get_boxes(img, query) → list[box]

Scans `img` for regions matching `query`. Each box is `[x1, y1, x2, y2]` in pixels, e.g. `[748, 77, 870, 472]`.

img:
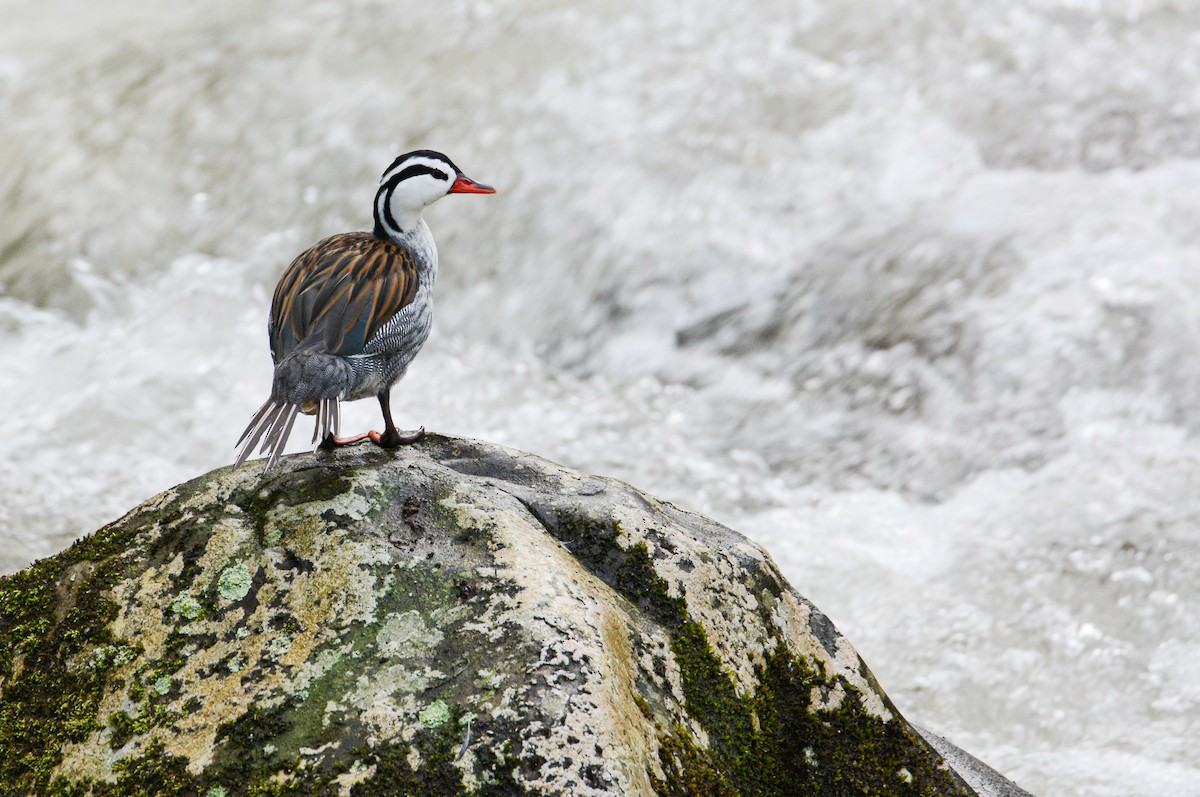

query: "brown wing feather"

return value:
[269, 232, 420, 362]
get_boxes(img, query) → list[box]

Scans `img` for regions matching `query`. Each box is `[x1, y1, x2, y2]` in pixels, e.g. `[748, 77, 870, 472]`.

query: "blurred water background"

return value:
[3, 0, 1200, 794]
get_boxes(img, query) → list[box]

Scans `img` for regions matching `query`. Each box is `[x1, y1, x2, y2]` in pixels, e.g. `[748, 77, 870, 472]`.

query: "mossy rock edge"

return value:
[0, 435, 978, 796]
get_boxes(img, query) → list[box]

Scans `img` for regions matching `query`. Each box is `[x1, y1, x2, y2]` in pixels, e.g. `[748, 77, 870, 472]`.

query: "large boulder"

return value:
[0, 435, 1012, 796]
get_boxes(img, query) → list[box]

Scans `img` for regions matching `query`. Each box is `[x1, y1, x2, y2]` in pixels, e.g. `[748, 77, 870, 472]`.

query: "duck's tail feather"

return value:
[234, 396, 342, 472]
[259, 403, 299, 471]
[234, 399, 299, 472]
[311, 397, 340, 444]
[236, 350, 352, 472]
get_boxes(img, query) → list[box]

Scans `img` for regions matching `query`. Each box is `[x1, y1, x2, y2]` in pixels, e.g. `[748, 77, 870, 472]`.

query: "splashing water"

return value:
[2, 1, 1200, 794]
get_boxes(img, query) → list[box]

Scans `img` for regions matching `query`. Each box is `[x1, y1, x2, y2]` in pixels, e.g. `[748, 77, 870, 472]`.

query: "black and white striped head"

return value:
[373, 150, 495, 239]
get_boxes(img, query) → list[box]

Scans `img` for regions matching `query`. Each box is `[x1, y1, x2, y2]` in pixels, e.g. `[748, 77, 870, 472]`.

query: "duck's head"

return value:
[373, 150, 495, 238]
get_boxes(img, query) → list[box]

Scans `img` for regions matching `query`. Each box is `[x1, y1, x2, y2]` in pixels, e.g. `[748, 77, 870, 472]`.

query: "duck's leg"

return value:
[318, 391, 423, 450]
[374, 389, 424, 448]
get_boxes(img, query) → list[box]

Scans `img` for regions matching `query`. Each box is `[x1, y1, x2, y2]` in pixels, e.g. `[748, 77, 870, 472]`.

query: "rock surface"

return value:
[0, 435, 1012, 796]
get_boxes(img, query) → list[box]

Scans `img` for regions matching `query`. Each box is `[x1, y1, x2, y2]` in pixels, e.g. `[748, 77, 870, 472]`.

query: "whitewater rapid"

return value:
[2, 1, 1199, 794]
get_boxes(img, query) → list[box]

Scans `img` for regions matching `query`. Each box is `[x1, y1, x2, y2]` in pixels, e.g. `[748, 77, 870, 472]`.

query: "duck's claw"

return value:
[374, 426, 425, 448]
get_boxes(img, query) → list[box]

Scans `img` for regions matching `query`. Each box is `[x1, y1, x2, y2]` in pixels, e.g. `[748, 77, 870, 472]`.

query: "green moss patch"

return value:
[0, 543, 133, 793]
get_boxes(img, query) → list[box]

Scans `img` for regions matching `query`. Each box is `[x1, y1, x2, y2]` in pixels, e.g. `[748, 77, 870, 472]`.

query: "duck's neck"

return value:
[373, 190, 438, 280]
[384, 217, 438, 283]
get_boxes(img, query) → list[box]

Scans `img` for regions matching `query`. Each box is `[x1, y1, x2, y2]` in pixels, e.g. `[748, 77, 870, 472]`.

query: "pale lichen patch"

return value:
[772, 589, 838, 679]
[194, 517, 257, 587]
[810, 681, 847, 712]
[832, 637, 893, 722]
[216, 560, 253, 602]
[292, 644, 350, 694]
[376, 610, 444, 659]
[268, 635, 293, 660]
[321, 467, 383, 523]
[331, 759, 374, 797]
[170, 593, 202, 620]
[418, 700, 450, 728]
